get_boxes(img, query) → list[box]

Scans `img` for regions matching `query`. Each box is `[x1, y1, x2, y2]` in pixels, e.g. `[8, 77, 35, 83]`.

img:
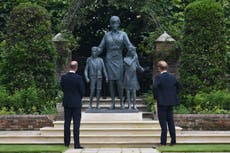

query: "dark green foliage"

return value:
[143, 91, 155, 113]
[0, 3, 57, 113]
[174, 104, 191, 114]
[0, 0, 68, 42]
[0, 86, 57, 114]
[223, 1, 230, 73]
[193, 90, 230, 114]
[64, 0, 189, 56]
[180, 0, 228, 107]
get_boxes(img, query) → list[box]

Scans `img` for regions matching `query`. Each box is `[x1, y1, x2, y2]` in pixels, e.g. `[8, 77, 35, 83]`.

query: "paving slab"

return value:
[122, 148, 140, 153]
[98, 148, 122, 153]
[64, 149, 83, 153]
[140, 148, 160, 153]
[64, 148, 160, 153]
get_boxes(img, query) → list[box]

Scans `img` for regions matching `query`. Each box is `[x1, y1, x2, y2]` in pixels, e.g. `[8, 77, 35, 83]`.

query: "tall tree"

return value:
[0, 3, 57, 99]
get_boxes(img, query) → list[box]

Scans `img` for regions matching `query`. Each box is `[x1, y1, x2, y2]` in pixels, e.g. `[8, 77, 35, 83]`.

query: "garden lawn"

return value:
[0, 145, 67, 153]
[158, 144, 230, 152]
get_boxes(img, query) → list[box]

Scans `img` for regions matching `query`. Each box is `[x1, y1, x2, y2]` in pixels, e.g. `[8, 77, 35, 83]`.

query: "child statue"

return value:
[123, 46, 144, 110]
[84, 46, 108, 109]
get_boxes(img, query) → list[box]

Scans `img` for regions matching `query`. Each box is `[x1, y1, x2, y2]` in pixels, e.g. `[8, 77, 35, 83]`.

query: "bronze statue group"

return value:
[61, 16, 182, 149]
[84, 16, 144, 111]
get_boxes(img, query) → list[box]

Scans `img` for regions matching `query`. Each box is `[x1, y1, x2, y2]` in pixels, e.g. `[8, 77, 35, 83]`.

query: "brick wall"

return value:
[0, 114, 229, 131]
[0, 115, 54, 131]
[174, 114, 230, 131]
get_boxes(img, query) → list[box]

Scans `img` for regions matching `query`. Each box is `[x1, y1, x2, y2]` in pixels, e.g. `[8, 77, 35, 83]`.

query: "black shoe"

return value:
[170, 143, 176, 146]
[152, 143, 166, 149]
[74, 146, 84, 149]
[160, 143, 166, 146]
[152, 145, 157, 149]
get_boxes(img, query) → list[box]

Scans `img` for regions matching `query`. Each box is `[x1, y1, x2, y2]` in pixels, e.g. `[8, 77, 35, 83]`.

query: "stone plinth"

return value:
[81, 112, 142, 121]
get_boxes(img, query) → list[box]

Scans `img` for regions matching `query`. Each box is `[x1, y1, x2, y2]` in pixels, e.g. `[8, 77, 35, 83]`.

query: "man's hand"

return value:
[106, 78, 109, 83]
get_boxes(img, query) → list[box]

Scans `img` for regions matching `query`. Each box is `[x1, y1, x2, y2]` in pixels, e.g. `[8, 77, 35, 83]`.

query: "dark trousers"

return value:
[64, 107, 81, 147]
[157, 105, 176, 145]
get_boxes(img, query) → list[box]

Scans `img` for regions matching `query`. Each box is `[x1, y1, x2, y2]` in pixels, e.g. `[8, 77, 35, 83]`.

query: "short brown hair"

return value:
[69, 61, 78, 70]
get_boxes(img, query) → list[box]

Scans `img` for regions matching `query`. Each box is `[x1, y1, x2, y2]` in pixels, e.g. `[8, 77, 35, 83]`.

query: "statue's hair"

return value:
[91, 46, 98, 52]
[110, 16, 121, 24]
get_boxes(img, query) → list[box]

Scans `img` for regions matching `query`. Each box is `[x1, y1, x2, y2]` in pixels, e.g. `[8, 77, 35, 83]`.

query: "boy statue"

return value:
[84, 46, 108, 109]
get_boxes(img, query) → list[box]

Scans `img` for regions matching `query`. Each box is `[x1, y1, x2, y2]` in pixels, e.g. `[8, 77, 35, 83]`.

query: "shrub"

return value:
[0, 86, 56, 114]
[193, 90, 230, 114]
[143, 91, 155, 113]
[226, 51, 230, 73]
[174, 104, 191, 114]
[0, 87, 10, 108]
[0, 3, 57, 99]
[180, 0, 227, 107]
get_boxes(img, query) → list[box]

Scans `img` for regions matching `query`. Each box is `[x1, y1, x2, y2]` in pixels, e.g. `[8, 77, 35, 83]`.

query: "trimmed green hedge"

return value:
[0, 3, 57, 114]
[180, 0, 227, 107]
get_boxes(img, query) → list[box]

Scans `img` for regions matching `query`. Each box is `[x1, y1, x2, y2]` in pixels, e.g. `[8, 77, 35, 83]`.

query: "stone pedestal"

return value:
[81, 112, 142, 121]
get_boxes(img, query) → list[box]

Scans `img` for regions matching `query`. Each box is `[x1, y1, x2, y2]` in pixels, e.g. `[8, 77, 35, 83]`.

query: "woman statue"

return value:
[97, 16, 134, 109]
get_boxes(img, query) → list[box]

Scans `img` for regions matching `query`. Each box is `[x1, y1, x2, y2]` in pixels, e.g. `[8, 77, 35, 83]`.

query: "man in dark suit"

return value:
[61, 61, 84, 149]
[153, 61, 182, 146]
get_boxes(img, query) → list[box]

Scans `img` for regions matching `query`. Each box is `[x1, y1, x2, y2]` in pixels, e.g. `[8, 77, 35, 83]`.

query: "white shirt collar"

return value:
[160, 70, 167, 74]
[69, 70, 75, 73]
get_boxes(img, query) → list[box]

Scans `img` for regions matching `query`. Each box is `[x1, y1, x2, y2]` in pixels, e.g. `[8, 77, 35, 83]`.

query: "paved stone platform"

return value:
[64, 148, 160, 153]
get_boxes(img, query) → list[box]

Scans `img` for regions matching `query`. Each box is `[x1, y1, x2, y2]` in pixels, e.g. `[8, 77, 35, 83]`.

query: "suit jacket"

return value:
[153, 72, 182, 106]
[61, 72, 84, 108]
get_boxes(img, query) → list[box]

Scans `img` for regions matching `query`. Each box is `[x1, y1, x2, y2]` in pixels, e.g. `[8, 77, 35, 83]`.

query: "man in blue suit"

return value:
[61, 61, 84, 149]
[153, 61, 182, 146]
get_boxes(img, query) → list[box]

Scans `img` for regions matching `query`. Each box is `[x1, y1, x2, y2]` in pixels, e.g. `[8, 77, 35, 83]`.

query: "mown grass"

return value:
[0, 145, 67, 153]
[157, 144, 230, 152]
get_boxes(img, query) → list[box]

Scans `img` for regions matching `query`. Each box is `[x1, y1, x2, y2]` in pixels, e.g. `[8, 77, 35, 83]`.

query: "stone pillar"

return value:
[52, 33, 72, 80]
[153, 31, 177, 77]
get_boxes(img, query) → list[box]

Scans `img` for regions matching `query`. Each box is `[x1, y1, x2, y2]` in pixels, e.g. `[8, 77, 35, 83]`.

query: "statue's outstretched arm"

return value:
[102, 59, 108, 82]
[84, 58, 90, 82]
[97, 35, 106, 55]
[136, 56, 144, 72]
[123, 32, 134, 49]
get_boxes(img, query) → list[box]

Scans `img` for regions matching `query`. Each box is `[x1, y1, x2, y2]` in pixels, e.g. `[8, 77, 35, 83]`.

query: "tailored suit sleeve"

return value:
[78, 75, 85, 98]
[153, 75, 160, 100]
[60, 75, 64, 92]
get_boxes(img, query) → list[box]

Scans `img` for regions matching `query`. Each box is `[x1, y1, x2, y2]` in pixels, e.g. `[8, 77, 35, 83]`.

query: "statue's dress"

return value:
[123, 56, 140, 90]
[98, 30, 133, 80]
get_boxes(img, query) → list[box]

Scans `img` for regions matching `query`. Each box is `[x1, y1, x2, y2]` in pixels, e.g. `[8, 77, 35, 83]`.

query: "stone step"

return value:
[54, 111, 154, 121]
[40, 127, 182, 135]
[143, 112, 154, 119]
[53, 120, 160, 128]
[81, 104, 148, 111]
[82, 97, 144, 102]
[0, 133, 229, 146]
